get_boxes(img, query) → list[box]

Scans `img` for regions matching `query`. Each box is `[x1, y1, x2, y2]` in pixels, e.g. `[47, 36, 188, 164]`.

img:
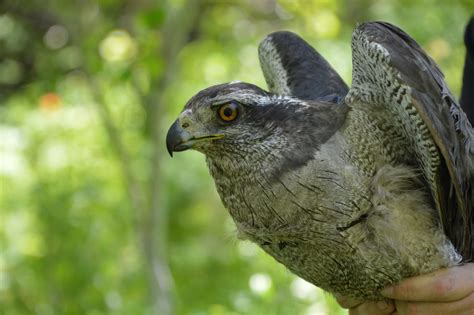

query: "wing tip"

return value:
[258, 31, 301, 51]
[449, 101, 474, 155]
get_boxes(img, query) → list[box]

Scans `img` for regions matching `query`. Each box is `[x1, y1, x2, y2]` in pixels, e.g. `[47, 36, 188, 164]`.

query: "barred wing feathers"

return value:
[346, 21, 474, 259]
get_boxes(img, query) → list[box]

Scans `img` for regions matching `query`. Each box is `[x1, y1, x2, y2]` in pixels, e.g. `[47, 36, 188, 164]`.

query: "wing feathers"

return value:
[258, 31, 348, 102]
[348, 21, 473, 259]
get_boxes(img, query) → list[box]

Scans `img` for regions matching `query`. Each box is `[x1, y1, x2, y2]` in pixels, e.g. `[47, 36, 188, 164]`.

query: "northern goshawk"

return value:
[166, 22, 474, 300]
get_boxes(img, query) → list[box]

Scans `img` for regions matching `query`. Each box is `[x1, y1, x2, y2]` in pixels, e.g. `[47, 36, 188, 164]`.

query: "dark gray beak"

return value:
[166, 120, 189, 157]
[166, 119, 225, 157]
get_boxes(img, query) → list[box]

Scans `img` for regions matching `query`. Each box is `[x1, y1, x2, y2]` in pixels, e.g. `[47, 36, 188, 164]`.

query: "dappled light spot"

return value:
[237, 241, 259, 258]
[0, 151, 24, 177]
[99, 30, 137, 62]
[203, 53, 229, 83]
[39, 92, 62, 111]
[305, 302, 328, 315]
[249, 273, 272, 294]
[0, 127, 27, 177]
[44, 25, 69, 50]
[39, 142, 69, 170]
[291, 277, 319, 301]
[310, 10, 341, 39]
[4, 212, 45, 258]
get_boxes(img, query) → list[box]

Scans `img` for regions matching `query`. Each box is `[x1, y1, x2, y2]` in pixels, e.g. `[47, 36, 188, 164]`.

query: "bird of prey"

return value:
[166, 22, 474, 300]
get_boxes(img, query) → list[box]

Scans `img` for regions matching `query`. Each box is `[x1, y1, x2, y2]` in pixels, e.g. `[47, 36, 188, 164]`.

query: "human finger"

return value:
[334, 293, 363, 309]
[394, 291, 474, 315]
[349, 300, 395, 315]
[381, 264, 474, 302]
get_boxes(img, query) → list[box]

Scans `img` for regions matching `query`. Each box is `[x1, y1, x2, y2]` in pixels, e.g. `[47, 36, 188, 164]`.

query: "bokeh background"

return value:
[0, 0, 472, 314]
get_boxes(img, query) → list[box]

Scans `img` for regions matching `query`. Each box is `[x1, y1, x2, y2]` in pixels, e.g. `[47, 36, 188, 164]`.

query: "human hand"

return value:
[335, 294, 395, 315]
[335, 263, 474, 315]
[381, 263, 474, 315]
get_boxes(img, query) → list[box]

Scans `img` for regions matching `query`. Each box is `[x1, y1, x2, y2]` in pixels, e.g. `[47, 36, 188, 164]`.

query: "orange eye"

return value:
[218, 102, 239, 122]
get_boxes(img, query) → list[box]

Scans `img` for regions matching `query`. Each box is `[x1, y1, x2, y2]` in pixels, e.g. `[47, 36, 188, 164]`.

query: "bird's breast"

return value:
[205, 129, 460, 299]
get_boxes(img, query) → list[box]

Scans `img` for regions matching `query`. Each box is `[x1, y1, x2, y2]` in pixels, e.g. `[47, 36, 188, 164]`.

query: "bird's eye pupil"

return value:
[223, 108, 233, 117]
[218, 102, 239, 122]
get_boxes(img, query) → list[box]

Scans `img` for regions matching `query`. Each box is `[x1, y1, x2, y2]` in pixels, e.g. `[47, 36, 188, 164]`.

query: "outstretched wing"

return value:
[346, 21, 474, 259]
[258, 31, 348, 102]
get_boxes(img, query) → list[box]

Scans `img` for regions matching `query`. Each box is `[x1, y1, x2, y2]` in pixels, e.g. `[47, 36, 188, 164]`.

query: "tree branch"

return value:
[142, 1, 206, 314]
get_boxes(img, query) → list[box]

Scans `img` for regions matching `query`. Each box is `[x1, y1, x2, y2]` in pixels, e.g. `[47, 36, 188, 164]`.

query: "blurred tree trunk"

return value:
[139, 1, 204, 314]
[91, 1, 205, 314]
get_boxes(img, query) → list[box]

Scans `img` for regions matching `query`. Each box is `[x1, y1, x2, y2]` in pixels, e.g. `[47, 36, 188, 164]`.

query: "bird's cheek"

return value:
[192, 141, 215, 153]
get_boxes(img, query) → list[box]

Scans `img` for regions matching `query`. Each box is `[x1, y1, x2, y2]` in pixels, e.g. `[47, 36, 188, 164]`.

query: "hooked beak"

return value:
[166, 120, 224, 157]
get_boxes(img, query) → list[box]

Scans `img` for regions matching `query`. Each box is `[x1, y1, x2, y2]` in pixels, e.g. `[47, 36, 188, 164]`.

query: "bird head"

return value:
[167, 82, 288, 156]
[166, 81, 347, 177]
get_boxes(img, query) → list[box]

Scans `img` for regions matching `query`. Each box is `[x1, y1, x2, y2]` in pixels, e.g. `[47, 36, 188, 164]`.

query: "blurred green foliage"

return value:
[0, 0, 472, 314]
